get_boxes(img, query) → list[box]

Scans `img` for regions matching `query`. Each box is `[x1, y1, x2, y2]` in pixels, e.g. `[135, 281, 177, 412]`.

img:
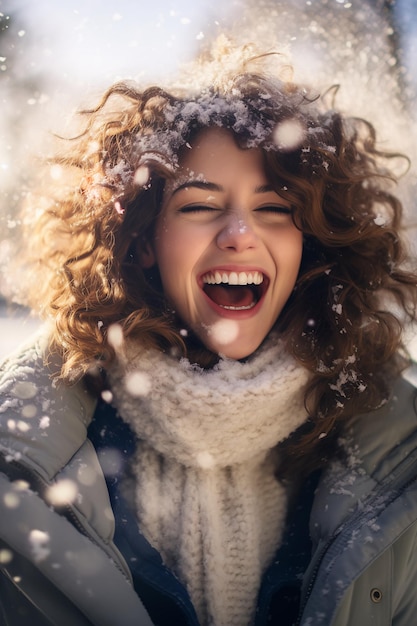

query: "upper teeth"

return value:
[203, 271, 263, 286]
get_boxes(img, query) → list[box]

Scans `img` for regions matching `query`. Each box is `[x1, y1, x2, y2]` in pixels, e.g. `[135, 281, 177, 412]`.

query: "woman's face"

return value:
[146, 127, 303, 359]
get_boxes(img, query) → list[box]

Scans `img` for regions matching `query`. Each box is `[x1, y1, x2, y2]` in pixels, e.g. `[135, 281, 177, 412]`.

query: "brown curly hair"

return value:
[19, 47, 417, 472]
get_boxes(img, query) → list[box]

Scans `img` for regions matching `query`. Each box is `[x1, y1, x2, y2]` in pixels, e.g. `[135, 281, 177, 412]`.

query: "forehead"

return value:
[175, 127, 266, 178]
[162, 128, 278, 205]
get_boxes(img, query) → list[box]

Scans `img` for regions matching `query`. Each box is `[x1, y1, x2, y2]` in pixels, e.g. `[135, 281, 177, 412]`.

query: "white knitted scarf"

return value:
[107, 337, 310, 626]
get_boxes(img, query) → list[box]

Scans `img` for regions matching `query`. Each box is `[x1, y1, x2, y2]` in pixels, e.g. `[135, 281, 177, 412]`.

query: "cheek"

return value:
[281, 231, 303, 275]
[292, 241, 304, 276]
[155, 219, 207, 268]
[155, 220, 178, 266]
[154, 224, 197, 292]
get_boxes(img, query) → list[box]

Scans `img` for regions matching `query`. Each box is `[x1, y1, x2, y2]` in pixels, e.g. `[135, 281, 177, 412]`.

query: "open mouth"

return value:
[201, 270, 267, 311]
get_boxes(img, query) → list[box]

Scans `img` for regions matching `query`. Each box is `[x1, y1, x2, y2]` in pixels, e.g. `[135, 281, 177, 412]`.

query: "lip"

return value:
[198, 266, 270, 319]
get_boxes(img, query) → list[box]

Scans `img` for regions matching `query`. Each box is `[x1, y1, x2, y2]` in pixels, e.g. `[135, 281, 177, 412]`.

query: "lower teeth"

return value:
[219, 302, 257, 311]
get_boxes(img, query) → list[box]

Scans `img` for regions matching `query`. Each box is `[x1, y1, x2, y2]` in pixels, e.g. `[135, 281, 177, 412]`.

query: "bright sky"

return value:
[6, 0, 235, 89]
[2, 0, 416, 114]
[4, 0, 415, 95]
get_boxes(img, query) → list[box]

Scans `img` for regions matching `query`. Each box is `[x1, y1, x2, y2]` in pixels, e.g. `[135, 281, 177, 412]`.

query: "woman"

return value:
[1, 42, 417, 625]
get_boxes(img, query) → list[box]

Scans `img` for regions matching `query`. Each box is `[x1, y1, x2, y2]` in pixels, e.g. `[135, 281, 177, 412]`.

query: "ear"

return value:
[138, 240, 156, 269]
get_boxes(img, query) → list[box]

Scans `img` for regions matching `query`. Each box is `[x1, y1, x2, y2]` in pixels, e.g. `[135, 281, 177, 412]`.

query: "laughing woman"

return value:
[1, 43, 417, 626]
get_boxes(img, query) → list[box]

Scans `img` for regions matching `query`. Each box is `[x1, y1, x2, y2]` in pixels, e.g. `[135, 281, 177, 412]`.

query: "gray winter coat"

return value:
[0, 330, 417, 625]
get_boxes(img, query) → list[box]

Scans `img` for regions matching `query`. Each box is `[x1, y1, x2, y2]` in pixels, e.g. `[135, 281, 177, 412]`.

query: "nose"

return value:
[216, 212, 258, 252]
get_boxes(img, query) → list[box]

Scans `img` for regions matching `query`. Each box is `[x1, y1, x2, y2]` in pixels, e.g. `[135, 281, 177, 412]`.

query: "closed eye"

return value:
[255, 205, 292, 214]
[178, 205, 220, 214]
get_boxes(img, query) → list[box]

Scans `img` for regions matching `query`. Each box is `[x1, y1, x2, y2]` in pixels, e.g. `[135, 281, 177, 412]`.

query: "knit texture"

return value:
[107, 336, 310, 626]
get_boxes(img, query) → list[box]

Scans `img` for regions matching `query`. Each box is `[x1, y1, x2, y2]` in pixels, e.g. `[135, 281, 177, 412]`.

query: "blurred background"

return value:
[0, 0, 416, 358]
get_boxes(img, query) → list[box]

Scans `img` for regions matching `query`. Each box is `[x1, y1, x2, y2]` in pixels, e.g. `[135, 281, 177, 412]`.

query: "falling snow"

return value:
[101, 389, 113, 403]
[28, 529, 50, 563]
[133, 165, 150, 187]
[12, 381, 38, 400]
[124, 371, 152, 397]
[207, 319, 239, 345]
[374, 214, 387, 226]
[39, 415, 50, 429]
[273, 118, 306, 151]
[0, 549, 13, 564]
[107, 323, 124, 349]
[46, 479, 78, 506]
[196, 451, 216, 468]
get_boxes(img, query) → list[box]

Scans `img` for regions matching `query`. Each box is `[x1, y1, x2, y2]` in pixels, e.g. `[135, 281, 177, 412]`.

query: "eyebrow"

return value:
[254, 184, 275, 193]
[171, 181, 277, 195]
[171, 181, 222, 195]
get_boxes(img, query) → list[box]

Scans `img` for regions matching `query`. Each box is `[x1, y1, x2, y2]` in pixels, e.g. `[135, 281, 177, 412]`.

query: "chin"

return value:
[194, 319, 271, 361]
[205, 335, 265, 361]
[218, 346, 261, 361]
[185, 321, 269, 363]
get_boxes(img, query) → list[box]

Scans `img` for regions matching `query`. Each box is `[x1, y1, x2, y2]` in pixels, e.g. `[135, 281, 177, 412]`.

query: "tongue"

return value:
[204, 284, 255, 307]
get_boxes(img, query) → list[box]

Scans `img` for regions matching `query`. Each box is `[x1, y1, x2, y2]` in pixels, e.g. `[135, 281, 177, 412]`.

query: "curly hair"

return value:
[19, 46, 417, 472]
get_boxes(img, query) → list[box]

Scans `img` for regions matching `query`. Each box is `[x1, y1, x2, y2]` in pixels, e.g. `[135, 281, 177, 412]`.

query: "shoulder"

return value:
[0, 327, 97, 479]
[0, 326, 96, 419]
[346, 368, 417, 481]
[310, 369, 417, 542]
[0, 329, 118, 550]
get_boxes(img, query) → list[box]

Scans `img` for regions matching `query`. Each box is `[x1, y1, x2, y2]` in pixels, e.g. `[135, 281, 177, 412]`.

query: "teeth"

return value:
[220, 302, 257, 311]
[203, 271, 264, 286]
